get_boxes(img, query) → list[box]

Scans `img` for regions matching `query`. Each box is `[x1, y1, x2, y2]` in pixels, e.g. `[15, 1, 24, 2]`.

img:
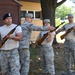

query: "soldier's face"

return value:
[44, 22, 50, 26]
[3, 17, 12, 25]
[25, 17, 33, 23]
[68, 17, 74, 22]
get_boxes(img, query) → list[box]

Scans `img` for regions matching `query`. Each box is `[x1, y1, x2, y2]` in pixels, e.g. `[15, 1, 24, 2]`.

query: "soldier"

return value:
[36, 19, 55, 75]
[56, 14, 75, 74]
[19, 13, 55, 75]
[0, 13, 22, 75]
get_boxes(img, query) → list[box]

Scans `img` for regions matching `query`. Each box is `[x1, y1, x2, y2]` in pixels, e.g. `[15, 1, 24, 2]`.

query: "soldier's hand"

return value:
[48, 26, 55, 31]
[6, 35, 12, 39]
[6, 35, 14, 39]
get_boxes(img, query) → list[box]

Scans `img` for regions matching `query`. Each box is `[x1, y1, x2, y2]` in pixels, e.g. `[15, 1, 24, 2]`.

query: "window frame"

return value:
[21, 10, 41, 20]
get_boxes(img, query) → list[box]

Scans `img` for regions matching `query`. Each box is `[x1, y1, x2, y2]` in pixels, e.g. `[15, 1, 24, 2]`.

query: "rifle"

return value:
[36, 22, 65, 45]
[0, 25, 18, 48]
[60, 27, 73, 40]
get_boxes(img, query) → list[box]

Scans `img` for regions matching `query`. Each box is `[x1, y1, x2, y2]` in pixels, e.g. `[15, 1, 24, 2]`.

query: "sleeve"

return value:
[27, 24, 49, 31]
[15, 26, 22, 34]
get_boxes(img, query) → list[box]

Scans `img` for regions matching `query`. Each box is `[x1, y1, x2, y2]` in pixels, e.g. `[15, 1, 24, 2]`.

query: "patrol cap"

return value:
[68, 14, 74, 18]
[3, 13, 12, 20]
[43, 19, 50, 23]
[25, 13, 33, 18]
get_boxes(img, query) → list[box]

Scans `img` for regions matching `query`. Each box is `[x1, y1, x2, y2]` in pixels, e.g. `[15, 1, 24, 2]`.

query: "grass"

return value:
[29, 44, 75, 75]
[29, 44, 65, 75]
[30, 46, 41, 74]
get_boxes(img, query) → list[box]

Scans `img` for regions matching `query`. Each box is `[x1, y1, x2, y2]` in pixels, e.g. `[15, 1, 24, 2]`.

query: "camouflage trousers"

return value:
[19, 48, 30, 75]
[0, 48, 20, 75]
[64, 40, 75, 71]
[40, 45, 55, 75]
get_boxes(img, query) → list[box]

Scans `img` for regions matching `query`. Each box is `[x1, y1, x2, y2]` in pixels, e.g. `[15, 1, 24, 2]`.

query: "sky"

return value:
[58, 0, 75, 7]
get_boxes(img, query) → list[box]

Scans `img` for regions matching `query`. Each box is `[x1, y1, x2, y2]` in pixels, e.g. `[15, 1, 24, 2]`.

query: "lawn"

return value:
[29, 44, 65, 75]
[29, 44, 75, 75]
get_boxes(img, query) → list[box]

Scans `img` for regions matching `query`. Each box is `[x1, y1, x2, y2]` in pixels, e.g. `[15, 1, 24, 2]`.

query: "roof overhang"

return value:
[18, 0, 40, 3]
[15, 0, 22, 6]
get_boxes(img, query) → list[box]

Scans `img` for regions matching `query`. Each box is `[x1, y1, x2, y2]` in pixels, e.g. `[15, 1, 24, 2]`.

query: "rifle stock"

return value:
[0, 25, 18, 48]
[36, 33, 48, 45]
[60, 27, 73, 40]
[36, 22, 65, 45]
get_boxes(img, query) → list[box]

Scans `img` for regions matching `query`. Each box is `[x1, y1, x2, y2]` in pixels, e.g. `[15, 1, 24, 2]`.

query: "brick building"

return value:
[0, 0, 22, 26]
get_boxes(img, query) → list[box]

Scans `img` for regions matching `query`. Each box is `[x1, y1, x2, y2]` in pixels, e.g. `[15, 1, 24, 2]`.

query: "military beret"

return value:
[25, 13, 33, 18]
[43, 19, 50, 23]
[68, 14, 74, 18]
[3, 13, 12, 20]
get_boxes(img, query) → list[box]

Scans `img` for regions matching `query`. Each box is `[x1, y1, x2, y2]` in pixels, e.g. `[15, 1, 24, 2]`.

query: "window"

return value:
[21, 11, 26, 18]
[35, 12, 40, 19]
[21, 10, 41, 20]
[28, 11, 34, 16]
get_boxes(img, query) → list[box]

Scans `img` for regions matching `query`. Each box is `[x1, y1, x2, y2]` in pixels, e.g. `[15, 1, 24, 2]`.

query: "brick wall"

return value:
[0, 0, 21, 26]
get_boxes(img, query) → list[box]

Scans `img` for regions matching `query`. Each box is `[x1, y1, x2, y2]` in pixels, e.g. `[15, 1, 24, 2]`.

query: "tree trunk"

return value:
[40, 0, 66, 45]
[40, 0, 56, 26]
[40, 0, 58, 44]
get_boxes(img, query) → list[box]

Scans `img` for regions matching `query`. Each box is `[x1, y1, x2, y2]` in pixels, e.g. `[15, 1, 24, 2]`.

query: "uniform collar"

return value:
[24, 21, 29, 24]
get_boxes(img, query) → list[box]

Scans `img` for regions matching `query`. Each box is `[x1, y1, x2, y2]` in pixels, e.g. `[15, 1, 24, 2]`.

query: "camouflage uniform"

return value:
[0, 24, 22, 75]
[19, 21, 51, 75]
[0, 49, 20, 75]
[38, 31, 55, 75]
[40, 46, 55, 75]
[59, 23, 75, 71]
[19, 48, 30, 75]
[64, 40, 75, 71]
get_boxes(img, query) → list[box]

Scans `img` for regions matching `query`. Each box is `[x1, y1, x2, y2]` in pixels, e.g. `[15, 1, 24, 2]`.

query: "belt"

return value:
[41, 44, 52, 47]
[0, 48, 17, 51]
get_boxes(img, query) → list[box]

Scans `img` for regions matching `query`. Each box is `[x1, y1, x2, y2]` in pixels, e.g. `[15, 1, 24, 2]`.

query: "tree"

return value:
[40, 0, 66, 26]
[40, 0, 66, 44]
[56, 5, 71, 20]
